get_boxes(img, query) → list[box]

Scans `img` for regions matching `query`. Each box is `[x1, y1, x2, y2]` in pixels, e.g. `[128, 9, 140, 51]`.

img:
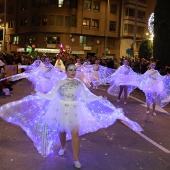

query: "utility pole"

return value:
[3, 0, 7, 52]
[104, 0, 109, 57]
[133, 0, 138, 57]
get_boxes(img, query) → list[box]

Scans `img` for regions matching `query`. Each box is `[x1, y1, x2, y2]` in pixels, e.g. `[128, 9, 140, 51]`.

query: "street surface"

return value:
[0, 79, 170, 170]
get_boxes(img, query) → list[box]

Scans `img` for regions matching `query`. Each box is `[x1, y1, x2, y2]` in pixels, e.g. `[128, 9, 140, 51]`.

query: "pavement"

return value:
[0, 79, 170, 170]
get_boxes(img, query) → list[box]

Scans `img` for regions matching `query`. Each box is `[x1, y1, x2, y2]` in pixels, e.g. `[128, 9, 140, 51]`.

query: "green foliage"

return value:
[138, 39, 153, 60]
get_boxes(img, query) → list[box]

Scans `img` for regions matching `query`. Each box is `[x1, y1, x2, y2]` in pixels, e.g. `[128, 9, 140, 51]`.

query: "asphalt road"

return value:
[0, 79, 170, 170]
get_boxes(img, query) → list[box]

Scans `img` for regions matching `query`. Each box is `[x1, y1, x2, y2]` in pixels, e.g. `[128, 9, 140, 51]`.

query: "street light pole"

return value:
[133, 0, 138, 57]
[104, 0, 109, 57]
[3, 0, 6, 52]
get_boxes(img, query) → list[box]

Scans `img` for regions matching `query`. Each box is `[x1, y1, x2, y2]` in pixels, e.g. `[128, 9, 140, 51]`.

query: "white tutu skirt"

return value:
[0, 95, 143, 157]
[44, 99, 93, 132]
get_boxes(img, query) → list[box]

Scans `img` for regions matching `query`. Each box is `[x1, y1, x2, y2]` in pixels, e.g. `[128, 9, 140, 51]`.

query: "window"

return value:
[38, 15, 48, 26]
[58, 0, 64, 7]
[93, 1, 100, 12]
[124, 24, 134, 34]
[83, 18, 90, 28]
[0, 30, 2, 40]
[110, 4, 117, 14]
[49, 0, 57, 6]
[70, 16, 77, 27]
[65, 16, 70, 27]
[21, 0, 27, 10]
[31, 16, 38, 26]
[138, 11, 145, 19]
[20, 17, 28, 26]
[125, 8, 135, 17]
[49, 15, 55, 25]
[109, 21, 116, 31]
[41, 0, 48, 6]
[32, 0, 39, 7]
[42, 15, 48, 25]
[8, 21, 14, 28]
[84, 0, 91, 11]
[44, 36, 60, 44]
[13, 36, 19, 44]
[80, 36, 86, 46]
[57, 15, 64, 26]
[91, 19, 99, 30]
[0, 3, 4, 13]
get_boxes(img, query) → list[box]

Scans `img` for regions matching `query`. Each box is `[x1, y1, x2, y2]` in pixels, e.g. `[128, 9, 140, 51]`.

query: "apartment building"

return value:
[0, 0, 156, 59]
[1, 0, 120, 59]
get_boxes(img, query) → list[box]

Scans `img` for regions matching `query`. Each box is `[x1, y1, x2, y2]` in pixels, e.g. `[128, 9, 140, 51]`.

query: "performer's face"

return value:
[150, 63, 156, 69]
[124, 60, 128, 66]
[66, 64, 76, 78]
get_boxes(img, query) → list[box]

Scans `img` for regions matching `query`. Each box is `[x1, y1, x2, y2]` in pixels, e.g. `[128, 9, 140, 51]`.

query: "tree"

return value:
[138, 39, 153, 60]
[154, 0, 170, 67]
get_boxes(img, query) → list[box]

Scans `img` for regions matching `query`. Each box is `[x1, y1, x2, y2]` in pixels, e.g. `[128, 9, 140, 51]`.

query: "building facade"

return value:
[0, 0, 156, 59]
[3, 0, 121, 59]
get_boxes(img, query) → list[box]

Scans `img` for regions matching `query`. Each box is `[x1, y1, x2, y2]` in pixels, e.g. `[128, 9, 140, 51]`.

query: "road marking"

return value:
[129, 95, 170, 115]
[121, 121, 170, 154]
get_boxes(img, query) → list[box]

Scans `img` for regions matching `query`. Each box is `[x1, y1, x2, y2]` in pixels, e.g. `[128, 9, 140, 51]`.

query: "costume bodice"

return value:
[58, 79, 83, 101]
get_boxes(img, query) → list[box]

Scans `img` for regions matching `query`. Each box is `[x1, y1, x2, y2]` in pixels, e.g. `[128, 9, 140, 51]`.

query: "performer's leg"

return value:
[71, 128, 81, 168]
[118, 85, 123, 101]
[71, 129, 80, 161]
[124, 85, 128, 104]
[58, 132, 66, 156]
[60, 132, 66, 149]
[152, 93, 156, 116]
[146, 93, 150, 114]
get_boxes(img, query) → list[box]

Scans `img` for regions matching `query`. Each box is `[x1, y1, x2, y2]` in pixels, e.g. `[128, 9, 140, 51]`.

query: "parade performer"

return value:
[107, 59, 140, 104]
[0, 62, 142, 168]
[54, 44, 66, 72]
[90, 59, 101, 89]
[54, 54, 65, 72]
[139, 62, 169, 115]
[4, 57, 66, 93]
[83, 59, 115, 88]
[75, 58, 91, 87]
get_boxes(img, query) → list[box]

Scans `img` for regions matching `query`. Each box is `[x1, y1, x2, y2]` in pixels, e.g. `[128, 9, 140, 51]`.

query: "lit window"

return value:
[58, 0, 64, 7]
[8, 21, 14, 28]
[93, 1, 100, 12]
[83, 18, 90, 28]
[84, 0, 91, 11]
[13, 36, 19, 44]
[91, 19, 99, 30]
[80, 36, 86, 46]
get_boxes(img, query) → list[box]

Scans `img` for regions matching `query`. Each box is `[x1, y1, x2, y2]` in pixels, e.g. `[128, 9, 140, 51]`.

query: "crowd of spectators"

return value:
[0, 52, 169, 96]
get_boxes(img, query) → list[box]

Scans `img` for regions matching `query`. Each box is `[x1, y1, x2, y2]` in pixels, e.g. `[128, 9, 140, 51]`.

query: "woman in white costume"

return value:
[107, 59, 140, 104]
[75, 58, 91, 87]
[139, 62, 168, 116]
[6, 57, 66, 94]
[0, 62, 142, 168]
